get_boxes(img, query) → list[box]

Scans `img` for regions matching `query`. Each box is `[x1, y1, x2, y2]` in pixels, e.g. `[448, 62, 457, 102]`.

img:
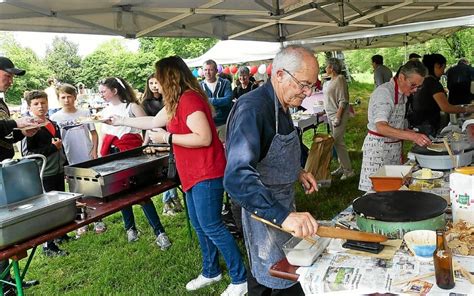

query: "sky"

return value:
[11, 31, 139, 58]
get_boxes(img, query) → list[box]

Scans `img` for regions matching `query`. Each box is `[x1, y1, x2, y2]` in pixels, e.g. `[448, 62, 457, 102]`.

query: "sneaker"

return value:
[155, 233, 172, 250]
[94, 221, 107, 234]
[331, 166, 344, 176]
[126, 228, 139, 242]
[172, 198, 183, 212]
[43, 244, 68, 257]
[163, 201, 177, 216]
[186, 274, 222, 291]
[23, 280, 40, 288]
[54, 234, 72, 244]
[76, 226, 88, 238]
[340, 170, 356, 180]
[221, 282, 248, 296]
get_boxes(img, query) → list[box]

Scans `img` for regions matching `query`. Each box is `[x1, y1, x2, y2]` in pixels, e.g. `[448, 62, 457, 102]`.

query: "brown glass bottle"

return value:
[433, 229, 455, 289]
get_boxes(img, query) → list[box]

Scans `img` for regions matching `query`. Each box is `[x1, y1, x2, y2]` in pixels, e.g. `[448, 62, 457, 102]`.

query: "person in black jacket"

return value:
[447, 58, 473, 105]
[233, 66, 258, 100]
[0, 56, 41, 295]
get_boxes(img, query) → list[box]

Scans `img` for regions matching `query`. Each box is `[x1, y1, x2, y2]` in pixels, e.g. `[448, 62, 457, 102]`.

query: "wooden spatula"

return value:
[251, 214, 388, 243]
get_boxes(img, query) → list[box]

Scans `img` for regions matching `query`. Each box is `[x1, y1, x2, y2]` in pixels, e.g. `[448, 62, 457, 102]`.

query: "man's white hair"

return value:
[271, 45, 315, 78]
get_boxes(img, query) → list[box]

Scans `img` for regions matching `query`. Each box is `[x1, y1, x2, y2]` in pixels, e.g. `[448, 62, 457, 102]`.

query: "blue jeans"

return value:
[121, 200, 165, 236]
[162, 188, 178, 203]
[186, 177, 246, 284]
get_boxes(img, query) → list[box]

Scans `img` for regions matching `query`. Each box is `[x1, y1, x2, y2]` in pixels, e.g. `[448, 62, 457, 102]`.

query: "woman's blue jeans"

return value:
[186, 177, 246, 284]
[121, 200, 165, 236]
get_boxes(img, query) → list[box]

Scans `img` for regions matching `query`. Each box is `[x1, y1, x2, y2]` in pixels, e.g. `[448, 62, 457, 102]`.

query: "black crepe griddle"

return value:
[352, 191, 447, 222]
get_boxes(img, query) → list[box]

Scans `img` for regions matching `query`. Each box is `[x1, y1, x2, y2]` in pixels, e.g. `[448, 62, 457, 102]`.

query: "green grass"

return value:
[20, 80, 374, 295]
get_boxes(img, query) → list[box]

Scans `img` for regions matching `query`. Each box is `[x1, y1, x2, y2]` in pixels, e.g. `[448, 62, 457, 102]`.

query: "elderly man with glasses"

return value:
[224, 46, 319, 296]
[359, 60, 433, 193]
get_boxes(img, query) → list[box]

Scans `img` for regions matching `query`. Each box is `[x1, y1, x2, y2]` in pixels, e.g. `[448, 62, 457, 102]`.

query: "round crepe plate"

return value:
[411, 170, 444, 180]
[353, 191, 447, 222]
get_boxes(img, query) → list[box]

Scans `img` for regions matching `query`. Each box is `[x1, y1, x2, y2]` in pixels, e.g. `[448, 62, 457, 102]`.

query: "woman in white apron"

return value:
[359, 60, 432, 192]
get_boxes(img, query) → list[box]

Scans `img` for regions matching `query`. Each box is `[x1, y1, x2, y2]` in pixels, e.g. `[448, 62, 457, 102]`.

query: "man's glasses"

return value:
[282, 69, 314, 93]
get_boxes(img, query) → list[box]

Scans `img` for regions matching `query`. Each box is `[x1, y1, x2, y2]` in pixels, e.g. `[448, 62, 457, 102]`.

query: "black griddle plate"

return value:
[353, 191, 447, 222]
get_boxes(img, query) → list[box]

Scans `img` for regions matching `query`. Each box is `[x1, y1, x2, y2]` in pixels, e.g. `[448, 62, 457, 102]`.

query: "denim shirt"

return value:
[224, 82, 296, 225]
[201, 77, 233, 126]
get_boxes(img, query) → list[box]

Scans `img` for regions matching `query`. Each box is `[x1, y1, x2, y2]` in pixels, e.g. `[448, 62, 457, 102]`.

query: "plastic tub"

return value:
[282, 235, 331, 266]
[414, 150, 473, 170]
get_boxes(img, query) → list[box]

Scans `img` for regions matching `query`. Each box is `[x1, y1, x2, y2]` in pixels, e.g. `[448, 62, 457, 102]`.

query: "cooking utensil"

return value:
[353, 191, 447, 239]
[443, 138, 457, 168]
[65, 145, 169, 198]
[251, 214, 316, 244]
[251, 214, 388, 243]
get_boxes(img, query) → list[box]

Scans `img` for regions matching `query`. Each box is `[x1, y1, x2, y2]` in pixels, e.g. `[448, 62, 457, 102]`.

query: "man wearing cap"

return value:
[0, 56, 40, 295]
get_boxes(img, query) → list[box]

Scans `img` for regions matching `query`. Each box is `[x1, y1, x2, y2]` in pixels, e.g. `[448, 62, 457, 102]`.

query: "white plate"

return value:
[411, 170, 444, 180]
[13, 122, 48, 131]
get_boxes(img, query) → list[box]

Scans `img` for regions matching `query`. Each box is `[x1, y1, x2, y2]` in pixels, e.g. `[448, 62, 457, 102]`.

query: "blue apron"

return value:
[241, 92, 301, 289]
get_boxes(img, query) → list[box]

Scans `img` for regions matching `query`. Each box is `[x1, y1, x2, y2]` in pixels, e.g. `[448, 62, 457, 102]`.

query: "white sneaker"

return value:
[155, 233, 171, 250]
[186, 274, 222, 291]
[126, 228, 139, 242]
[221, 282, 248, 296]
[331, 167, 343, 176]
[340, 170, 355, 180]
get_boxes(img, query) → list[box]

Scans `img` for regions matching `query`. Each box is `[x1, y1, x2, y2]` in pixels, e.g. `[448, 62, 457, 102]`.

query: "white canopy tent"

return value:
[0, 1, 473, 43]
[184, 40, 281, 67]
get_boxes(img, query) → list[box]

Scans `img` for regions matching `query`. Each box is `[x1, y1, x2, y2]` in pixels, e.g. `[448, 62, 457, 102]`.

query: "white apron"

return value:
[359, 79, 406, 192]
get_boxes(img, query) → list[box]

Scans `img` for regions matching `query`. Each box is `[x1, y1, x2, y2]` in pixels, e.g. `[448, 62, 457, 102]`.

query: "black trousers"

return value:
[42, 173, 66, 249]
[247, 268, 305, 296]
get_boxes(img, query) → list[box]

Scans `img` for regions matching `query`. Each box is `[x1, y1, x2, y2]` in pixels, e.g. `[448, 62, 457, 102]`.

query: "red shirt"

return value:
[167, 90, 226, 191]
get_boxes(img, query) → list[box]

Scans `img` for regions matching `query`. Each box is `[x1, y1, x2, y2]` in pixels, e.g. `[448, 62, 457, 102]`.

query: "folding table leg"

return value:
[12, 261, 24, 296]
[177, 186, 193, 240]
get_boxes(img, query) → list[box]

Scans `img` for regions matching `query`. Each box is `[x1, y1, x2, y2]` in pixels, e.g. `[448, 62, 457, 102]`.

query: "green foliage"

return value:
[76, 39, 151, 90]
[44, 37, 81, 84]
[139, 37, 218, 59]
[0, 33, 52, 104]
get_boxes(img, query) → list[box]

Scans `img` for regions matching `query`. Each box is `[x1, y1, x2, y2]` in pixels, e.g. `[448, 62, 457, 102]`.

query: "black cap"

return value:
[408, 53, 421, 60]
[0, 57, 26, 76]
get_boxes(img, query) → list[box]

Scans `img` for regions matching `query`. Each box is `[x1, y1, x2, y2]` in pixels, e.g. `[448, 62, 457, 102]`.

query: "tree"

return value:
[0, 32, 52, 104]
[139, 37, 217, 59]
[44, 36, 81, 84]
[77, 39, 154, 91]
[344, 27, 474, 75]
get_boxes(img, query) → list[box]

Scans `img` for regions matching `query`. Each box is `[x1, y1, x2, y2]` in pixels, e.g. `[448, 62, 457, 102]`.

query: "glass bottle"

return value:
[433, 229, 455, 289]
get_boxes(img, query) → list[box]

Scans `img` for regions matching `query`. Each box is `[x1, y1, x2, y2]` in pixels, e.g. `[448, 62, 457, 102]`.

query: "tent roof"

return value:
[288, 15, 474, 51]
[0, 1, 473, 42]
[184, 15, 472, 66]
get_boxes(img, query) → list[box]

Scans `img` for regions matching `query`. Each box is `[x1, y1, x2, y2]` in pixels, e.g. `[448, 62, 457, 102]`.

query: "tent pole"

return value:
[404, 33, 408, 62]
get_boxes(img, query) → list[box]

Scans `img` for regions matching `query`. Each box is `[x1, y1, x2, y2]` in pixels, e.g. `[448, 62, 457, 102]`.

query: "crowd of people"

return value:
[1, 45, 473, 295]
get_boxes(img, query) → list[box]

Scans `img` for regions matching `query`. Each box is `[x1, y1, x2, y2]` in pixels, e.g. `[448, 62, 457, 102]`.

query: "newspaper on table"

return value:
[297, 246, 474, 295]
[296, 205, 474, 295]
